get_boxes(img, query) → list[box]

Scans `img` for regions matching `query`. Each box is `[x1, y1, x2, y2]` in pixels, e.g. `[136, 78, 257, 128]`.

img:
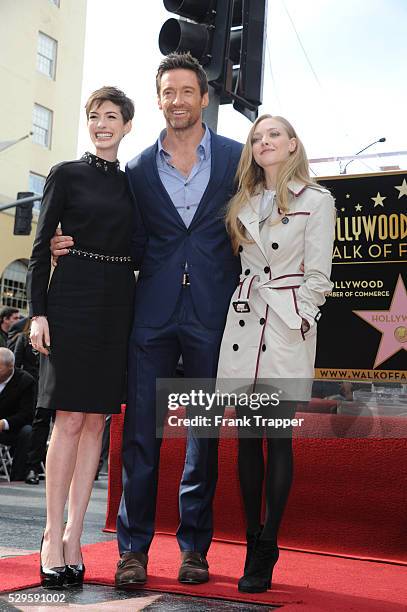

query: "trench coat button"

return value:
[272, 242, 279, 250]
[233, 344, 239, 351]
[282, 217, 289, 224]
[262, 344, 266, 351]
[260, 318, 265, 325]
[238, 246, 243, 253]
[244, 268, 250, 275]
[239, 320, 245, 327]
[264, 266, 270, 273]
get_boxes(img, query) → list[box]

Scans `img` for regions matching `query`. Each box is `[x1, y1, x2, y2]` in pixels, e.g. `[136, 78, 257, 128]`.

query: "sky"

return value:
[77, 0, 407, 176]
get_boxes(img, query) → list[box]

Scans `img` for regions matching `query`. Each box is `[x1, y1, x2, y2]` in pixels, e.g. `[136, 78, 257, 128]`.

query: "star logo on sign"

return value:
[355, 203, 362, 212]
[395, 178, 407, 198]
[371, 192, 386, 207]
[345, 194, 351, 199]
[353, 275, 407, 368]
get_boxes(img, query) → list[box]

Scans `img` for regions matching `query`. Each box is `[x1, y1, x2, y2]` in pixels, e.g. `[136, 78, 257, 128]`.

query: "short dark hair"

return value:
[0, 307, 19, 325]
[156, 52, 208, 97]
[85, 86, 135, 123]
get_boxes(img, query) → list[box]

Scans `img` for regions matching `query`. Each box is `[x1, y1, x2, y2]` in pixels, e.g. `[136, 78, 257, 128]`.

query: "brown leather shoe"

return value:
[178, 551, 209, 584]
[115, 552, 148, 588]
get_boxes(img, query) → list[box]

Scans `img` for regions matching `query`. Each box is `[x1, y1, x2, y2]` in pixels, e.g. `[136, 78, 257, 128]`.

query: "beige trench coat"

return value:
[217, 180, 335, 396]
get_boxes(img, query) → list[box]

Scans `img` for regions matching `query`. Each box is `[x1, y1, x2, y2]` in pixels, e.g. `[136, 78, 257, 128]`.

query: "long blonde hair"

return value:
[226, 115, 315, 254]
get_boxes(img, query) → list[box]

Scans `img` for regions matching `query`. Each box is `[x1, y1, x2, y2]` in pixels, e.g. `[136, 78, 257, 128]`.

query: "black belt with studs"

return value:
[68, 247, 132, 264]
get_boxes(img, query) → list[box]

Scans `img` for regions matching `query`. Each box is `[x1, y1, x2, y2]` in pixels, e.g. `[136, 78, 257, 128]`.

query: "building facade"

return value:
[0, 0, 87, 313]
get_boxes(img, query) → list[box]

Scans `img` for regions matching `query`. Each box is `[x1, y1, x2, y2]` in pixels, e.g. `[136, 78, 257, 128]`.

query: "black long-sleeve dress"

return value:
[26, 153, 135, 413]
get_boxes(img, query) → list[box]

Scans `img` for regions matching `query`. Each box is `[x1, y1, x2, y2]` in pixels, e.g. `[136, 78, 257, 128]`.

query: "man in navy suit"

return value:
[51, 53, 242, 585]
[115, 53, 242, 587]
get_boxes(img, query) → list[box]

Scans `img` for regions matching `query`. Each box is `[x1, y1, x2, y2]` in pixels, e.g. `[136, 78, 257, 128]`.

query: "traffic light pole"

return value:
[203, 85, 221, 133]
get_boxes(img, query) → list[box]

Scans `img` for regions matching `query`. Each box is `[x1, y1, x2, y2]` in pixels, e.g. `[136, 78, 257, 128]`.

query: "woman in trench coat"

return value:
[217, 115, 335, 592]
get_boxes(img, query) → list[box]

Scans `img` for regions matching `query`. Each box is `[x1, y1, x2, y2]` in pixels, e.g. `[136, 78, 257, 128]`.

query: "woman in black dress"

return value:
[27, 87, 136, 588]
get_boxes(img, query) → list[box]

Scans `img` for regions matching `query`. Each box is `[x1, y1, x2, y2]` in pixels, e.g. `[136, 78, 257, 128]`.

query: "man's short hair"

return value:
[85, 86, 135, 124]
[0, 307, 19, 325]
[156, 52, 209, 97]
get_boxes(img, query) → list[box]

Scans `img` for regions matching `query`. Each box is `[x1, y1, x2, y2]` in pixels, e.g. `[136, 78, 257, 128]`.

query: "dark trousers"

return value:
[26, 408, 54, 472]
[117, 288, 224, 555]
[0, 424, 32, 480]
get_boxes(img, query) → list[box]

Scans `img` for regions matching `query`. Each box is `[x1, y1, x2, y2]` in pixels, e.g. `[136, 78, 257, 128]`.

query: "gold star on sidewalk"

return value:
[355, 203, 362, 211]
[371, 192, 386, 207]
[395, 178, 407, 198]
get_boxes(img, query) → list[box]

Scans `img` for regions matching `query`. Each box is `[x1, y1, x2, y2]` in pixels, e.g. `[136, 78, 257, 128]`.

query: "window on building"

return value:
[32, 104, 53, 148]
[0, 260, 28, 313]
[28, 172, 46, 213]
[37, 32, 57, 79]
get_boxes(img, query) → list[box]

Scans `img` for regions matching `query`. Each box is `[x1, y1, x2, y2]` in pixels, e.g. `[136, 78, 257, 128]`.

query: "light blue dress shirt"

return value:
[156, 124, 212, 228]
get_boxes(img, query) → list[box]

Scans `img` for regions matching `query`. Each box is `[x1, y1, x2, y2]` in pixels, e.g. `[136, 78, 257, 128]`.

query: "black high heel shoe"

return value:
[40, 534, 66, 589]
[65, 554, 85, 587]
[63, 538, 85, 587]
[238, 538, 279, 593]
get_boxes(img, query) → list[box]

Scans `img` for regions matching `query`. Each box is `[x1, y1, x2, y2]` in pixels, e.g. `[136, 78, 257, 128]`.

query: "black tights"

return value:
[238, 427, 293, 543]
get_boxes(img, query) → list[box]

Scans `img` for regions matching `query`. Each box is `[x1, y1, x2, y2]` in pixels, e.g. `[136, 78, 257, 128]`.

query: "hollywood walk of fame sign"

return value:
[314, 171, 406, 382]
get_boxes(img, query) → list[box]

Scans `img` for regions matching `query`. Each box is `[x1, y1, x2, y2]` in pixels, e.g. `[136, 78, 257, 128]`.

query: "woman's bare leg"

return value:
[63, 413, 106, 564]
[41, 411, 84, 567]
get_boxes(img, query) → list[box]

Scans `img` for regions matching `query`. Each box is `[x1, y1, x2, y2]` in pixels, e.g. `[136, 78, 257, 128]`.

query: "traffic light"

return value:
[13, 192, 33, 236]
[159, 0, 233, 83]
[224, 0, 268, 121]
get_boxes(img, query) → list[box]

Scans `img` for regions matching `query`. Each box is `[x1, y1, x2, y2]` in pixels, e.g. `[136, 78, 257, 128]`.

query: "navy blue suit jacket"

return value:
[126, 130, 243, 329]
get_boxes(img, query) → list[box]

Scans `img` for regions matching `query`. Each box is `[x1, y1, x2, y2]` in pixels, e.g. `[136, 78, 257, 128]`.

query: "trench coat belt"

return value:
[238, 273, 303, 301]
[261, 273, 303, 290]
[237, 274, 261, 300]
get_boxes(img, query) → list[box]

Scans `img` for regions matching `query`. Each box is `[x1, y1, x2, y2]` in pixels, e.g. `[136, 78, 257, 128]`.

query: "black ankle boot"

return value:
[243, 526, 263, 572]
[238, 538, 279, 593]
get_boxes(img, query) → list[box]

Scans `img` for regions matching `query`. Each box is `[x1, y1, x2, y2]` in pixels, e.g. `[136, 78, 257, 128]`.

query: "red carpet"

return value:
[106, 410, 407, 564]
[2, 409, 405, 610]
[1, 536, 407, 611]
